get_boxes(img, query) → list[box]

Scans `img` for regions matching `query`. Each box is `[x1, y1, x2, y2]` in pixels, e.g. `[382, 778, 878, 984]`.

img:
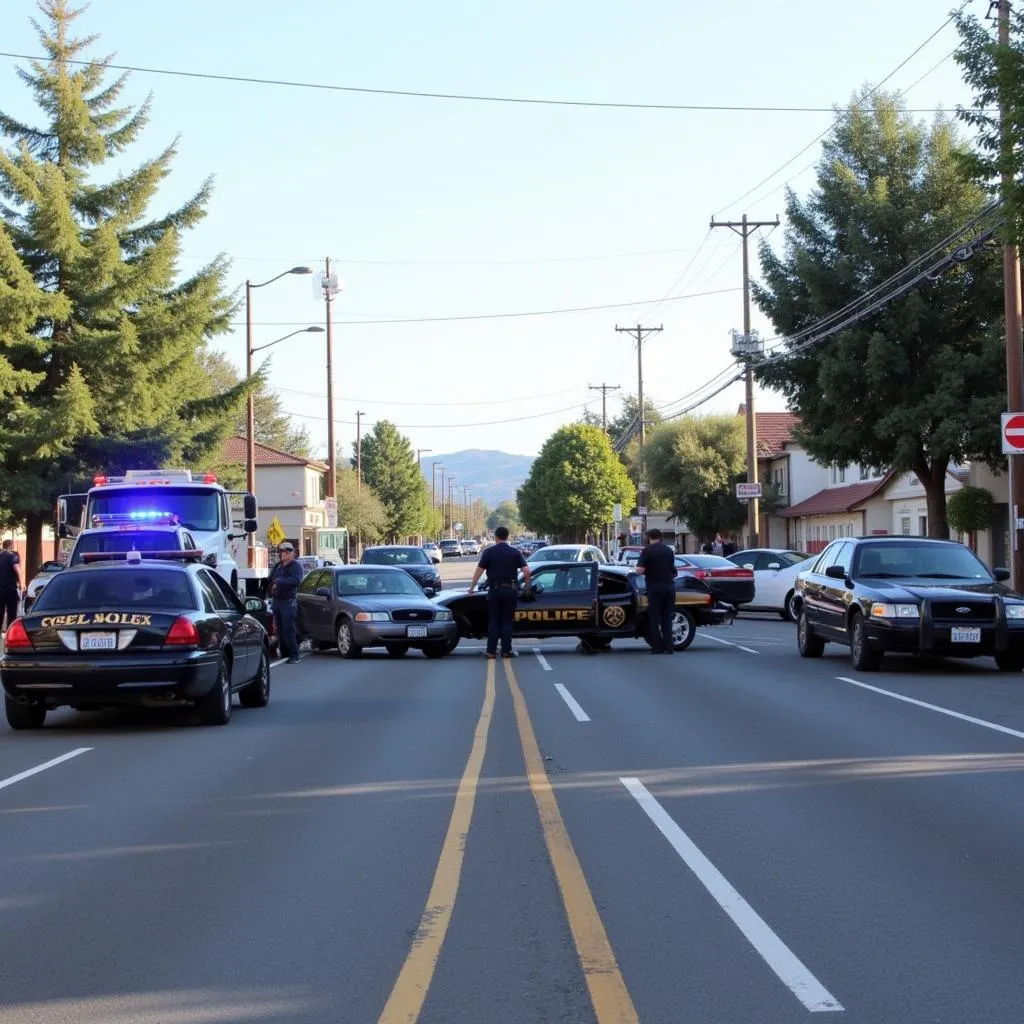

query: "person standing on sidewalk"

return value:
[0, 540, 23, 635]
[467, 526, 532, 659]
[269, 542, 304, 664]
[637, 527, 677, 655]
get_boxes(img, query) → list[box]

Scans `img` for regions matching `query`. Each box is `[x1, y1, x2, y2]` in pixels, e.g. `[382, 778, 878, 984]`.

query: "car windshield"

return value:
[31, 568, 197, 610]
[70, 530, 184, 566]
[854, 542, 992, 580]
[87, 487, 220, 532]
[363, 548, 431, 566]
[336, 571, 424, 597]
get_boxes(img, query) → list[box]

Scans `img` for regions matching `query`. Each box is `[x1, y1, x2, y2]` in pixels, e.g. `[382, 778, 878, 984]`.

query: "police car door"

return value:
[518, 564, 598, 636]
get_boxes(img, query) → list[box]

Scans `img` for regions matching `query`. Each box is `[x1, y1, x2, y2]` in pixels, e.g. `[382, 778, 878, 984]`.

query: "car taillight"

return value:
[165, 616, 200, 646]
[693, 570, 712, 579]
[4, 619, 31, 649]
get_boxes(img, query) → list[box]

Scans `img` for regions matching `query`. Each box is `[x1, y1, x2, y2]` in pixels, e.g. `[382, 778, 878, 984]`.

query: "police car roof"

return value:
[61, 559, 195, 573]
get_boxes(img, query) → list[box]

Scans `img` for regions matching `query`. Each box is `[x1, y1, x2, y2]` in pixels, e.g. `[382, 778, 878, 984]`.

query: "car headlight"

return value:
[435, 610, 452, 621]
[354, 611, 391, 622]
[1006, 604, 1024, 619]
[870, 602, 920, 619]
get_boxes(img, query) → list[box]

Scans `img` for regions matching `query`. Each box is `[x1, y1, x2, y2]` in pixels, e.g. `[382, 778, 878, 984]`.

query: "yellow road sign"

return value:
[266, 516, 286, 547]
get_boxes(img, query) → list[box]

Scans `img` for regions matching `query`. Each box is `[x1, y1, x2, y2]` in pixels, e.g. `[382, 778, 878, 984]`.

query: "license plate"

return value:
[951, 627, 981, 643]
[80, 632, 117, 650]
[406, 625, 428, 638]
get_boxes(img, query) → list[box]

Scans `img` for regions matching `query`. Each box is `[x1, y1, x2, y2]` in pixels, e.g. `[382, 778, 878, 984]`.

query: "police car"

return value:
[67, 514, 201, 566]
[1, 548, 271, 730]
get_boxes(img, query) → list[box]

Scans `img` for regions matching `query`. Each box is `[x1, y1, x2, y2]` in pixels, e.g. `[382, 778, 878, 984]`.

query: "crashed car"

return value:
[434, 561, 735, 652]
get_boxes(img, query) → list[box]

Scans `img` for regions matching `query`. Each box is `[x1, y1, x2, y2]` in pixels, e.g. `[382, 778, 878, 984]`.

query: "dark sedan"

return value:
[296, 565, 457, 658]
[794, 536, 1024, 671]
[360, 545, 442, 592]
[1, 553, 271, 729]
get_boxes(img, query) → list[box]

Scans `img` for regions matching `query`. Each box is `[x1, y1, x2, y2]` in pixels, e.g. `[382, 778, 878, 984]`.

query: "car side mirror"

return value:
[243, 518, 258, 534]
[243, 494, 257, 519]
[423, 586, 437, 597]
[315, 587, 332, 599]
[994, 567, 1011, 582]
[824, 565, 848, 580]
[57, 523, 69, 539]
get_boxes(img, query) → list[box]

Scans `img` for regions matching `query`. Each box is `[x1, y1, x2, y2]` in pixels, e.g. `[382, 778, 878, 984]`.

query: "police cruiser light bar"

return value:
[91, 470, 218, 486]
[91, 512, 181, 526]
[79, 550, 205, 563]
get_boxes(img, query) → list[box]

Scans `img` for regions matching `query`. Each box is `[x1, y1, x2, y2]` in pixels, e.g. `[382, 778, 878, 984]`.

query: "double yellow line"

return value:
[378, 657, 638, 1024]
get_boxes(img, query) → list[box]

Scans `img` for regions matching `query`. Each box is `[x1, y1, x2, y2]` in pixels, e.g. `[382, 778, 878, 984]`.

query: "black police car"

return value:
[360, 545, 443, 594]
[794, 536, 1024, 672]
[1, 550, 271, 729]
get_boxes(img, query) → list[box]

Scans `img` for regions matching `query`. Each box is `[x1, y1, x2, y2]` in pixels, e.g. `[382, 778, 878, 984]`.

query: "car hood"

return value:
[865, 578, 1016, 600]
[361, 563, 439, 577]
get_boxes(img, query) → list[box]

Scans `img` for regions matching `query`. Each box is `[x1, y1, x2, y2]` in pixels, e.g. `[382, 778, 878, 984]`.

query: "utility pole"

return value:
[322, 257, 338, 498]
[710, 212, 779, 548]
[588, 382, 621, 431]
[464, 486, 471, 536]
[355, 411, 365, 492]
[615, 325, 662, 537]
[431, 462, 442, 509]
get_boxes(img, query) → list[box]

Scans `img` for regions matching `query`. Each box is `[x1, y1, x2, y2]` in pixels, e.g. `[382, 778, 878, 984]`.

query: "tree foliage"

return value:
[0, 1, 238, 572]
[946, 484, 996, 542]
[486, 499, 522, 535]
[517, 424, 634, 540]
[645, 415, 748, 542]
[353, 420, 431, 541]
[334, 466, 388, 544]
[754, 91, 1004, 539]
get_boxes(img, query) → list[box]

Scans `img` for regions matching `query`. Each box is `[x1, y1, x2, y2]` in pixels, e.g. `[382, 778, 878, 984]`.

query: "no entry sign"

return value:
[1002, 412, 1024, 454]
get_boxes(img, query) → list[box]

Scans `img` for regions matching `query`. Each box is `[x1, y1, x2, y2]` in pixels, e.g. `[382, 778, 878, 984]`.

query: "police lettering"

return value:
[41, 612, 153, 628]
[514, 608, 590, 623]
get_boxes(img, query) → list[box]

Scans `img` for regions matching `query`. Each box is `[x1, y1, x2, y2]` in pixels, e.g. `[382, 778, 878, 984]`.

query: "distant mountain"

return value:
[423, 449, 534, 508]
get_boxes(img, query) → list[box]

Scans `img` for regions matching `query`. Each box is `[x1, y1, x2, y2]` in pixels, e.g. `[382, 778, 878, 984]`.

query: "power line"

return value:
[273, 386, 585, 407]
[282, 400, 591, 430]
[0, 50, 980, 114]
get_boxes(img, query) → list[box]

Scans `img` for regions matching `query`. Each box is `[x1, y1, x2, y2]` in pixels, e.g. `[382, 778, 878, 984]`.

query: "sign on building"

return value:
[735, 482, 763, 499]
[324, 496, 338, 529]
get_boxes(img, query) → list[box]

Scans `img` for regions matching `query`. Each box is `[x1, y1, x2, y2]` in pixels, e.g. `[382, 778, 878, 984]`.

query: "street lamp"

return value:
[245, 266, 313, 494]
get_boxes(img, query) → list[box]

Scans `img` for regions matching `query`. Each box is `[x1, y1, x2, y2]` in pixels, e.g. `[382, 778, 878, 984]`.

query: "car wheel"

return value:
[671, 609, 696, 651]
[797, 609, 826, 658]
[443, 635, 460, 654]
[239, 647, 271, 708]
[386, 644, 410, 658]
[336, 618, 362, 659]
[4, 696, 46, 730]
[584, 636, 612, 650]
[994, 651, 1024, 672]
[198, 656, 232, 726]
[422, 642, 449, 659]
[781, 590, 800, 622]
[850, 612, 882, 672]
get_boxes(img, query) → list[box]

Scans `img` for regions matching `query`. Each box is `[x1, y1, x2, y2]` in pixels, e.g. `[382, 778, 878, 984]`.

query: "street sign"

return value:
[324, 497, 337, 529]
[266, 516, 286, 546]
[629, 517, 642, 534]
[735, 482, 763, 499]
[1002, 412, 1024, 453]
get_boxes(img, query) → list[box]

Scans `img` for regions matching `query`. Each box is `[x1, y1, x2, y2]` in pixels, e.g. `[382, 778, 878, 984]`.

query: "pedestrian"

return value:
[637, 527, 677, 655]
[268, 542, 304, 664]
[0, 539, 23, 635]
[711, 532, 724, 555]
[468, 525, 532, 659]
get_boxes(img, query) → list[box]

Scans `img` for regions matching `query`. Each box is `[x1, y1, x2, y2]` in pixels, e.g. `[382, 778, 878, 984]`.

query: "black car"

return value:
[1, 551, 271, 729]
[296, 565, 458, 658]
[794, 536, 1024, 672]
[434, 561, 736, 652]
[360, 545, 442, 593]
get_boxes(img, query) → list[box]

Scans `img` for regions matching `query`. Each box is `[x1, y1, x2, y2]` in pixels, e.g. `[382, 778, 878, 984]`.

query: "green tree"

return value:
[608, 395, 662, 448]
[486, 499, 522, 535]
[334, 467, 388, 544]
[946, 484, 996, 551]
[754, 91, 1004, 539]
[353, 420, 431, 541]
[199, 350, 311, 457]
[953, 6, 1024, 245]
[0, 2, 239, 573]
[517, 424, 634, 540]
[645, 415, 748, 542]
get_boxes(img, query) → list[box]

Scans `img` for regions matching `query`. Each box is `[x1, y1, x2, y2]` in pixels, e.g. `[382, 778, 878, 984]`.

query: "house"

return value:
[968, 462, 1011, 570]
[221, 437, 329, 554]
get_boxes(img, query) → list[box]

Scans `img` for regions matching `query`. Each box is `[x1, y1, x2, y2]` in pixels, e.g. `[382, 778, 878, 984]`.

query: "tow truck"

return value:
[57, 470, 264, 599]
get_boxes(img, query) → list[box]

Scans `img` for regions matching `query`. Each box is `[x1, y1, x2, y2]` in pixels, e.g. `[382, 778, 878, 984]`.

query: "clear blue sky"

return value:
[1, 0, 980, 459]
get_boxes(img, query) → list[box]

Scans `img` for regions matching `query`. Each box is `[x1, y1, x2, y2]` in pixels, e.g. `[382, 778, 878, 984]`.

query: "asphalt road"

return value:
[4, 615, 1024, 1022]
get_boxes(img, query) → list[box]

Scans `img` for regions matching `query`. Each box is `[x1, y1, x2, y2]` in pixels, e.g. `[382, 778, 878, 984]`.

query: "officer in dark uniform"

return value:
[468, 526, 532, 659]
[636, 527, 677, 654]
[0, 539, 23, 634]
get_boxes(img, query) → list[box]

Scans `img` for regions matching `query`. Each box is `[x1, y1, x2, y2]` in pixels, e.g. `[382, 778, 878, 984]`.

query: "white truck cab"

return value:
[58, 470, 263, 598]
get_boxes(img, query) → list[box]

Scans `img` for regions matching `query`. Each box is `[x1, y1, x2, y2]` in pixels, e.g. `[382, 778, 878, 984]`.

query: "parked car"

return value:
[673, 554, 755, 608]
[794, 536, 1024, 671]
[360, 545, 443, 593]
[23, 560, 65, 613]
[423, 542, 442, 564]
[439, 539, 463, 558]
[461, 539, 481, 556]
[727, 548, 815, 620]
[527, 544, 608, 566]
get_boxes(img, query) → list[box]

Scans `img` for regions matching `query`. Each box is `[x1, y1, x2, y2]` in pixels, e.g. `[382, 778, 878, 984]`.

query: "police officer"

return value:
[269, 542, 304, 664]
[468, 526, 532, 659]
[636, 527, 677, 655]
[0, 540, 23, 635]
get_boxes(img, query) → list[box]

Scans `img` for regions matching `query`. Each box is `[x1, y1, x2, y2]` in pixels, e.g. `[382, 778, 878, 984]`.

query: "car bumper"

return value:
[693, 602, 737, 627]
[351, 621, 459, 647]
[1, 651, 221, 706]
[865, 618, 1024, 656]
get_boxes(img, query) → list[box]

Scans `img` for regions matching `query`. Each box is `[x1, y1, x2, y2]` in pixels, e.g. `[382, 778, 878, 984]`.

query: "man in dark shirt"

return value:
[468, 527, 532, 659]
[269, 542, 304, 663]
[636, 528, 677, 654]
[0, 540, 23, 634]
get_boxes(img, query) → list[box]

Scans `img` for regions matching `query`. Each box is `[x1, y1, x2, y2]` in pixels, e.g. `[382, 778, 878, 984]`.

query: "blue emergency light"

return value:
[91, 512, 180, 526]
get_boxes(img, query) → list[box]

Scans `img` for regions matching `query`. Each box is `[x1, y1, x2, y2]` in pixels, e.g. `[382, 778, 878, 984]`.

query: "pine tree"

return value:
[0, 1, 240, 572]
[353, 420, 431, 541]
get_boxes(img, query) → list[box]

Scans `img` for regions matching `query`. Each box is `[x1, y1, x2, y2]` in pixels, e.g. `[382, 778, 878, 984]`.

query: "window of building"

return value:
[900, 516, 911, 535]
